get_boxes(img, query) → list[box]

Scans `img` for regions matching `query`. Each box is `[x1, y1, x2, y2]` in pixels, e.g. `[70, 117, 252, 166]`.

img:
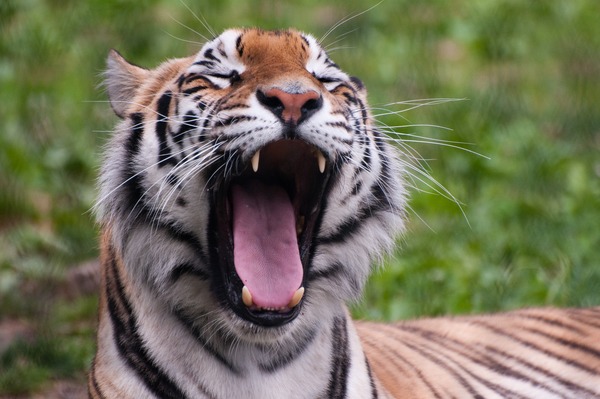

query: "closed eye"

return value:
[202, 70, 241, 88]
[313, 73, 343, 91]
[313, 74, 340, 84]
[204, 70, 240, 81]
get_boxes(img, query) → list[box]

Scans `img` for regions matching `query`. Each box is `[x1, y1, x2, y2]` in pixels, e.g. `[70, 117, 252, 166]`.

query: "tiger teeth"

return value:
[242, 286, 254, 307]
[287, 287, 305, 309]
[251, 150, 260, 172]
[317, 151, 326, 173]
[296, 215, 305, 236]
[242, 286, 304, 310]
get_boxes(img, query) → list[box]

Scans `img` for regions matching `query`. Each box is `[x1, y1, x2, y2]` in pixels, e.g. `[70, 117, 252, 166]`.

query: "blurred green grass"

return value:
[1, 0, 599, 395]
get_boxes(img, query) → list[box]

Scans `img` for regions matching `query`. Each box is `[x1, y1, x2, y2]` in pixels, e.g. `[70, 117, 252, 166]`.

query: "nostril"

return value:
[258, 88, 322, 125]
[301, 97, 322, 113]
[257, 90, 284, 112]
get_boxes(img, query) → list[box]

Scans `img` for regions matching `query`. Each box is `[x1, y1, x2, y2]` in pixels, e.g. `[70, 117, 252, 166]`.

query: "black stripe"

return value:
[484, 345, 599, 397]
[523, 326, 600, 362]
[365, 357, 378, 399]
[218, 102, 250, 112]
[369, 179, 391, 214]
[350, 76, 365, 91]
[307, 262, 361, 293]
[359, 334, 443, 399]
[156, 91, 177, 167]
[574, 308, 600, 320]
[325, 121, 350, 130]
[174, 111, 198, 146]
[218, 115, 257, 127]
[516, 312, 586, 335]
[319, 216, 362, 245]
[398, 324, 564, 397]
[320, 171, 396, 245]
[172, 309, 240, 374]
[159, 222, 208, 265]
[301, 34, 310, 47]
[170, 262, 210, 282]
[360, 140, 371, 172]
[197, 99, 208, 112]
[165, 172, 179, 186]
[183, 85, 208, 96]
[566, 310, 600, 330]
[204, 71, 236, 80]
[126, 113, 144, 157]
[474, 321, 599, 375]
[202, 103, 215, 132]
[184, 74, 213, 85]
[342, 91, 357, 105]
[326, 316, 350, 398]
[308, 262, 343, 281]
[325, 58, 339, 68]
[88, 361, 106, 399]
[122, 113, 150, 218]
[350, 180, 363, 197]
[405, 342, 529, 399]
[236, 34, 244, 56]
[203, 48, 219, 61]
[105, 245, 190, 399]
[320, 205, 383, 245]
[357, 97, 368, 125]
[258, 327, 317, 373]
[193, 60, 215, 68]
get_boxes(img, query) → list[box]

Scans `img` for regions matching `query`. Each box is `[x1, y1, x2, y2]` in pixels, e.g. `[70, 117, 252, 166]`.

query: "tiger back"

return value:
[89, 28, 600, 398]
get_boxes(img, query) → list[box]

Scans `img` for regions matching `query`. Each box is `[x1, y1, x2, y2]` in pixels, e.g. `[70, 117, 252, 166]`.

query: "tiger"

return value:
[89, 27, 600, 398]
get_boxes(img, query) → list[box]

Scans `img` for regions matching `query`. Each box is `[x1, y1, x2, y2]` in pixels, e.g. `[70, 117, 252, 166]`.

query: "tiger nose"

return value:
[257, 88, 322, 125]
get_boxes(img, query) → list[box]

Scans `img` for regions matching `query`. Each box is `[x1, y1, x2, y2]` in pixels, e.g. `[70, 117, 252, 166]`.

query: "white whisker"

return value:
[319, 1, 384, 45]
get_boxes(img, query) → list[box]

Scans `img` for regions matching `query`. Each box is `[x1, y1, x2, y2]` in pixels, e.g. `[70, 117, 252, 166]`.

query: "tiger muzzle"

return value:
[211, 139, 332, 327]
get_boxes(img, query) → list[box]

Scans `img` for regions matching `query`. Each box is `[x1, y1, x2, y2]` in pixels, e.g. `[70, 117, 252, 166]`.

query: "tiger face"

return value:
[100, 28, 406, 341]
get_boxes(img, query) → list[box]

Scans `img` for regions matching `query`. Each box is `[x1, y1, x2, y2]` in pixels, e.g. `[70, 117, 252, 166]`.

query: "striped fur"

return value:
[90, 28, 600, 398]
[358, 308, 600, 398]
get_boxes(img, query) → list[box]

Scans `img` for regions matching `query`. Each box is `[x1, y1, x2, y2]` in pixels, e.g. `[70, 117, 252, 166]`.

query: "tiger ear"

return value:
[105, 49, 149, 119]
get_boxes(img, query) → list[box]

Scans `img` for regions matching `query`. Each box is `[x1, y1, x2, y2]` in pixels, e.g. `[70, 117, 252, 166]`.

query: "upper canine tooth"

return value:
[317, 151, 326, 173]
[242, 286, 254, 307]
[251, 150, 260, 172]
[288, 287, 305, 308]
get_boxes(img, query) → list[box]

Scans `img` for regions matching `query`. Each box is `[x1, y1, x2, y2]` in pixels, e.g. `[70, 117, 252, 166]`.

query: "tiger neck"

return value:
[94, 240, 379, 398]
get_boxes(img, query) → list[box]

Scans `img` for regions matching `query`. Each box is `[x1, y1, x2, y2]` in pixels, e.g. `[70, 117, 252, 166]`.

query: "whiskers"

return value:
[365, 98, 487, 227]
[93, 98, 225, 227]
[319, 1, 385, 46]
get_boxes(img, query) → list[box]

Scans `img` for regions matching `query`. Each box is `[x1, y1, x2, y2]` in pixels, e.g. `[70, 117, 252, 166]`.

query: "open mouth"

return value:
[211, 139, 330, 327]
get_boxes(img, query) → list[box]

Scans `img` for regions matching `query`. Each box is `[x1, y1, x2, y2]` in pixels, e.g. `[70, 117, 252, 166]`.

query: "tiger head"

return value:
[99, 28, 406, 340]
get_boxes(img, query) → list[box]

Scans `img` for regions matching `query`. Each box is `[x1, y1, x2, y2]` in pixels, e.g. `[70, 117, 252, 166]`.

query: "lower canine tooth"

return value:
[288, 287, 305, 308]
[242, 286, 253, 307]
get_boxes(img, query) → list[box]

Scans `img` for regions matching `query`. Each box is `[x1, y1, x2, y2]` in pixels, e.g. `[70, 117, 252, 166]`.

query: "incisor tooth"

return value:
[288, 287, 305, 308]
[317, 151, 326, 173]
[251, 150, 260, 172]
[242, 286, 253, 307]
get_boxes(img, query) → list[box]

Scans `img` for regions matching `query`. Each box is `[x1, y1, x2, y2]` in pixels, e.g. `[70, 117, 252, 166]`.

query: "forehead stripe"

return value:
[236, 34, 244, 56]
[203, 48, 219, 62]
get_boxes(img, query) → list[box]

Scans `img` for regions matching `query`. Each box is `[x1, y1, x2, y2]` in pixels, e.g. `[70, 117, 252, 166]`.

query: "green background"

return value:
[1, 0, 599, 395]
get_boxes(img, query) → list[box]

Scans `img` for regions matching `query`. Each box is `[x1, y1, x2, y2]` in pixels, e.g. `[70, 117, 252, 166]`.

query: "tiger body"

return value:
[89, 28, 600, 398]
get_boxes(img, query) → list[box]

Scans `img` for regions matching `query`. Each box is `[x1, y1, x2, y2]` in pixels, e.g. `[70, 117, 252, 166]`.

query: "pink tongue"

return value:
[231, 181, 303, 309]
